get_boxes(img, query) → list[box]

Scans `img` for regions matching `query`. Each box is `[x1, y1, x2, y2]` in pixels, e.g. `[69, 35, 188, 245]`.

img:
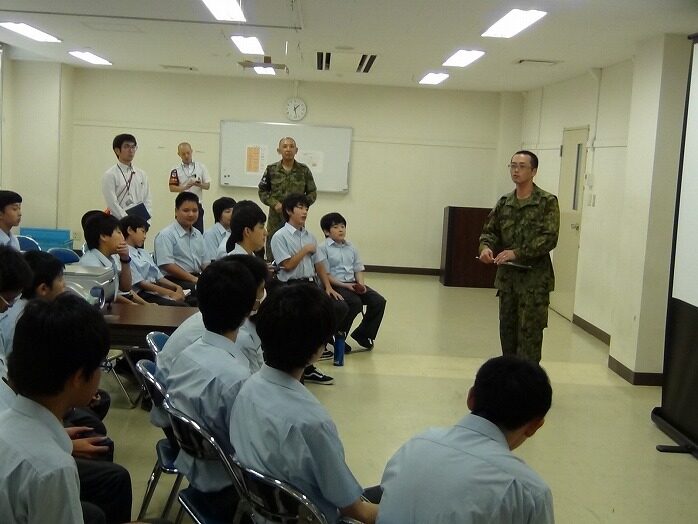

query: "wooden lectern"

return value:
[440, 206, 497, 288]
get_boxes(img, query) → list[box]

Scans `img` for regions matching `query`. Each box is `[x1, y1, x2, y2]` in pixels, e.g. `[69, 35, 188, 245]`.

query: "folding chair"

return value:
[47, 247, 80, 264]
[17, 235, 41, 252]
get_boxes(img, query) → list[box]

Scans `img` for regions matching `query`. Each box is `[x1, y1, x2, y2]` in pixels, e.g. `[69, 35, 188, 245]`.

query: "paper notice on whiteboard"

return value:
[297, 150, 324, 174]
[245, 145, 268, 175]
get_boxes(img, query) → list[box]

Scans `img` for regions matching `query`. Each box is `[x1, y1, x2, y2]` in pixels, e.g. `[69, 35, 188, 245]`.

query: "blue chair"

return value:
[146, 331, 170, 357]
[48, 247, 80, 264]
[17, 235, 41, 252]
[136, 360, 184, 520]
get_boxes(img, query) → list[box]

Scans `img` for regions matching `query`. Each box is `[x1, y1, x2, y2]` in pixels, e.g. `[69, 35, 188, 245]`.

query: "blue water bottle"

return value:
[333, 332, 346, 366]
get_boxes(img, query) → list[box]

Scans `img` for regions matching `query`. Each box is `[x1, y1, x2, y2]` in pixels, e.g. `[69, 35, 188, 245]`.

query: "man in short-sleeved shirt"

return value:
[102, 133, 152, 220]
[202, 197, 236, 262]
[169, 142, 211, 233]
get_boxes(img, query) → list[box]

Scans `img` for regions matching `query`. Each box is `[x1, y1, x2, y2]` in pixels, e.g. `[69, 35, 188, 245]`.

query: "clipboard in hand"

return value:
[125, 202, 151, 221]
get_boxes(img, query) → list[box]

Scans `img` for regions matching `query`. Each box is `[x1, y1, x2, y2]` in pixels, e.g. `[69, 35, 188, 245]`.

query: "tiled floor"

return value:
[103, 273, 698, 523]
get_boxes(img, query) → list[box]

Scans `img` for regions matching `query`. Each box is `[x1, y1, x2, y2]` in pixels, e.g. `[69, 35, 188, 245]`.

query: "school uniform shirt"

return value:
[154, 221, 206, 274]
[0, 298, 27, 361]
[0, 372, 14, 411]
[128, 245, 164, 285]
[80, 247, 142, 299]
[0, 396, 84, 523]
[236, 318, 264, 373]
[0, 229, 20, 251]
[378, 414, 555, 524]
[231, 365, 363, 521]
[270, 223, 325, 282]
[216, 239, 246, 260]
[203, 222, 228, 263]
[168, 161, 210, 201]
[102, 162, 153, 219]
[162, 330, 251, 492]
[318, 239, 365, 282]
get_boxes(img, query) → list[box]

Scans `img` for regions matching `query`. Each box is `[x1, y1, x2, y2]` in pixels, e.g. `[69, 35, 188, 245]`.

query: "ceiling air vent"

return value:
[316, 52, 377, 73]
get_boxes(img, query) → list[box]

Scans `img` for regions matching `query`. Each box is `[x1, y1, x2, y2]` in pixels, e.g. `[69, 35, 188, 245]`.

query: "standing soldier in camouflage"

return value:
[258, 137, 317, 260]
[479, 150, 560, 362]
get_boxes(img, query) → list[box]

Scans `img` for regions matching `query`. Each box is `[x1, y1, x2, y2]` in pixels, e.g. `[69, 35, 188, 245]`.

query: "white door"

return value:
[550, 127, 588, 320]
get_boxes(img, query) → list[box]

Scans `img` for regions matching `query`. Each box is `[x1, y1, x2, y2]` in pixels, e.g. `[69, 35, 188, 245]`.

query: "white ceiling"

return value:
[0, 0, 696, 92]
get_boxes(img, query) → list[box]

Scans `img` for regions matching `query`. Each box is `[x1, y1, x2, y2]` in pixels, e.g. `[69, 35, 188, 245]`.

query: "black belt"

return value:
[287, 277, 316, 284]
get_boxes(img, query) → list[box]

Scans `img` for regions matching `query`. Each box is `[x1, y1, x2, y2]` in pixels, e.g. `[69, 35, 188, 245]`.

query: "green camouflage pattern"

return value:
[258, 160, 317, 257]
[480, 183, 559, 361]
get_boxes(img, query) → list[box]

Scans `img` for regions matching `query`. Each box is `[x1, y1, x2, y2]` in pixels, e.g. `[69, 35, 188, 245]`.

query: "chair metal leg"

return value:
[162, 473, 184, 518]
[174, 504, 185, 524]
[106, 367, 137, 408]
[137, 462, 163, 519]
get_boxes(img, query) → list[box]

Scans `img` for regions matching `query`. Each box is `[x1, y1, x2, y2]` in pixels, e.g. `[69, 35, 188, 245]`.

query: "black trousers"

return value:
[138, 289, 191, 307]
[333, 285, 386, 339]
[76, 459, 132, 524]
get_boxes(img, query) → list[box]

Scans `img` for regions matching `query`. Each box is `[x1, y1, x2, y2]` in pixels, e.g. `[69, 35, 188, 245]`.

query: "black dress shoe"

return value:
[351, 333, 374, 350]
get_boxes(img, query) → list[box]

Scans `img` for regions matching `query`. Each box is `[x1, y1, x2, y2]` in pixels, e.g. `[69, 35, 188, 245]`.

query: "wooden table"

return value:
[104, 303, 198, 347]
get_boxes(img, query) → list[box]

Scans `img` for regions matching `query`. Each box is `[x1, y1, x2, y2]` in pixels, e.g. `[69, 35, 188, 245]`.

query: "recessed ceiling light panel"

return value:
[482, 9, 547, 39]
[69, 51, 112, 66]
[419, 73, 449, 85]
[254, 66, 276, 75]
[231, 36, 264, 55]
[0, 22, 61, 42]
[443, 50, 485, 68]
[201, 0, 246, 22]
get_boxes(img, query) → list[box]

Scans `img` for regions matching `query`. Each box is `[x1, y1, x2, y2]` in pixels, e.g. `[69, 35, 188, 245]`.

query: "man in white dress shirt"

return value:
[169, 142, 211, 233]
[102, 133, 153, 220]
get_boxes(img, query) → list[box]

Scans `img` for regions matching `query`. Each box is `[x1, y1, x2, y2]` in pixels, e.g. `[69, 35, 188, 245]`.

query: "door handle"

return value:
[570, 223, 580, 231]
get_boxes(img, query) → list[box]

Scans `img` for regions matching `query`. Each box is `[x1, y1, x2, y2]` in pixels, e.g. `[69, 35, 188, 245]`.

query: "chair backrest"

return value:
[162, 399, 246, 493]
[230, 456, 329, 524]
[17, 235, 41, 252]
[47, 247, 81, 264]
[146, 331, 169, 356]
[136, 359, 168, 409]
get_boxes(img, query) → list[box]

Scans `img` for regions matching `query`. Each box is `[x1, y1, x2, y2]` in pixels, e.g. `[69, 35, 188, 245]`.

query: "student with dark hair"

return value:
[203, 196, 236, 262]
[102, 133, 152, 220]
[0, 294, 112, 523]
[378, 355, 554, 523]
[0, 190, 22, 251]
[231, 284, 379, 524]
[0, 246, 32, 363]
[225, 200, 267, 256]
[156, 259, 257, 519]
[80, 212, 146, 305]
[119, 215, 188, 305]
[319, 212, 387, 351]
[154, 191, 206, 292]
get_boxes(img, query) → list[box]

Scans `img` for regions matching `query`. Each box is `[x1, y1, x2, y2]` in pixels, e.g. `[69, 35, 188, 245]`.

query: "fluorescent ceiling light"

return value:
[201, 0, 246, 22]
[443, 50, 485, 68]
[419, 73, 449, 85]
[69, 51, 112, 66]
[254, 66, 276, 75]
[482, 9, 547, 38]
[0, 22, 61, 42]
[231, 36, 264, 55]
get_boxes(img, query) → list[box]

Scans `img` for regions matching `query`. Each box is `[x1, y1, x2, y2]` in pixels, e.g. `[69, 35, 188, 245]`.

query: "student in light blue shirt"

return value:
[0, 191, 22, 251]
[378, 356, 555, 524]
[223, 200, 268, 257]
[80, 211, 146, 305]
[319, 212, 386, 351]
[230, 284, 379, 524]
[0, 294, 111, 524]
[157, 258, 258, 520]
[119, 215, 188, 306]
[154, 191, 206, 293]
[0, 247, 32, 364]
[202, 197, 235, 262]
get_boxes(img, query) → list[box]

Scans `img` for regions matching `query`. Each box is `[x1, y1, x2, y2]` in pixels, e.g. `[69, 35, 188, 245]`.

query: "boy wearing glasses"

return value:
[478, 151, 560, 363]
[102, 133, 153, 220]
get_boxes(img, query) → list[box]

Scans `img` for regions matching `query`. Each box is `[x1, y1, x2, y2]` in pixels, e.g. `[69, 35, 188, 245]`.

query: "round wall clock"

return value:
[285, 97, 307, 121]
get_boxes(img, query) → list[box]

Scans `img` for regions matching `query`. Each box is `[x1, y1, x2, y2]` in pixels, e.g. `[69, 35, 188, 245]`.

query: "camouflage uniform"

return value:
[258, 160, 317, 260]
[479, 184, 560, 362]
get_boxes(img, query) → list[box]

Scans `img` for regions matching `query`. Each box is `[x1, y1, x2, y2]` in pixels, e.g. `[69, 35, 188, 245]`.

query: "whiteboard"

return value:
[220, 121, 352, 193]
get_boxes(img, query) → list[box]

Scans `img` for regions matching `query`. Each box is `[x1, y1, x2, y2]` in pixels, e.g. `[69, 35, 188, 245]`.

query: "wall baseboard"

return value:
[572, 314, 611, 345]
[607, 356, 663, 386]
[365, 265, 440, 276]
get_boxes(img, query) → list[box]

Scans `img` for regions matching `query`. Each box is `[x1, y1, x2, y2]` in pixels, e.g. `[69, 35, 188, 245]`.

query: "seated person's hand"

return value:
[303, 244, 316, 255]
[72, 435, 111, 459]
[352, 283, 367, 294]
[170, 289, 186, 302]
[327, 288, 344, 301]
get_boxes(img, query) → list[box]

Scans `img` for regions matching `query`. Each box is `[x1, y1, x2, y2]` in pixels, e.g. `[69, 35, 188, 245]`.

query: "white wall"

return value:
[65, 69, 505, 267]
